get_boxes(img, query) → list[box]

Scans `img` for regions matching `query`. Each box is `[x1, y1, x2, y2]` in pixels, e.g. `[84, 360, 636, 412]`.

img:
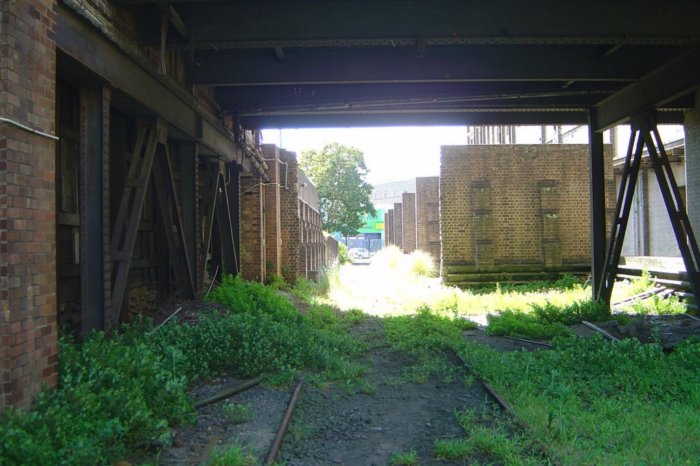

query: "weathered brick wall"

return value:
[239, 173, 265, 281]
[393, 203, 403, 250]
[0, 0, 58, 409]
[279, 150, 301, 282]
[385, 209, 394, 245]
[401, 193, 417, 253]
[440, 144, 613, 283]
[685, 91, 700, 239]
[262, 145, 281, 278]
[415, 176, 440, 259]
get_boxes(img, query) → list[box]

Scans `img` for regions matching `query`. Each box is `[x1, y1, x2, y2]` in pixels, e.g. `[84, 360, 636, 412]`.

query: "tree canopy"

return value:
[299, 143, 376, 237]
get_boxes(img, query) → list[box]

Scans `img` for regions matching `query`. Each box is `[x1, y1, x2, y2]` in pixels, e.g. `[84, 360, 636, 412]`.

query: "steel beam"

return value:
[173, 1, 700, 45]
[79, 85, 110, 333]
[56, 4, 248, 168]
[588, 109, 606, 302]
[191, 46, 656, 86]
[595, 48, 700, 131]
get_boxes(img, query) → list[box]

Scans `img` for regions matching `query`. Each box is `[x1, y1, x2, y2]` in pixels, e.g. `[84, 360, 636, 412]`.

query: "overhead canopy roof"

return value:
[126, 0, 700, 129]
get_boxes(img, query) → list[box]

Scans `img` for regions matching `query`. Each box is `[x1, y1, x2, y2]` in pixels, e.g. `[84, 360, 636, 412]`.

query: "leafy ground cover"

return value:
[382, 308, 700, 465]
[486, 299, 611, 340]
[0, 275, 366, 465]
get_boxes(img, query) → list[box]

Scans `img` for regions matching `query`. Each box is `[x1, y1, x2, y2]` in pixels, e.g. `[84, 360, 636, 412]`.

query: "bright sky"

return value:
[261, 126, 468, 185]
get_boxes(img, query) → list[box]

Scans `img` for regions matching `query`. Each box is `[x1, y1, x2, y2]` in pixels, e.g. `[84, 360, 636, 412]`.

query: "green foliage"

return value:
[222, 402, 253, 425]
[337, 242, 350, 264]
[0, 333, 192, 465]
[630, 294, 687, 315]
[299, 143, 376, 237]
[384, 307, 476, 383]
[433, 438, 473, 459]
[208, 444, 256, 466]
[389, 449, 418, 465]
[628, 269, 655, 295]
[0, 275, 366, 465]
[486, 299, 610, 340]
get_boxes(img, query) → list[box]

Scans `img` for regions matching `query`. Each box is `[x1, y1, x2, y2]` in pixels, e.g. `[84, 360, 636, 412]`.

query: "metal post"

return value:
[588, 109, 606, 302]
[79, 85, 109, 333]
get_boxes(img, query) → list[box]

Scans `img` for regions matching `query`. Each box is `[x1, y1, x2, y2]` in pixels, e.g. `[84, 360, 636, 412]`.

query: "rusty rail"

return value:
[581, 320, 621, 342]
[264, 378, 304, 465]
[194, 375, 264, 409]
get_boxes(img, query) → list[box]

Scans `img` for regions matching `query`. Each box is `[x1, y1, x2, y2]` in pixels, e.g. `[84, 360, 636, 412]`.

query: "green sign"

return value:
[358, 209, 386, 234]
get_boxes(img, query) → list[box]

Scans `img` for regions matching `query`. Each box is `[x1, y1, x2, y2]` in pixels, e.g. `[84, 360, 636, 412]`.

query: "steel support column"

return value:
[179, 143, 199, 291]
[588, 109, 607, 301]
[597, 112, 700, 307]
[79, 85, 110, 333]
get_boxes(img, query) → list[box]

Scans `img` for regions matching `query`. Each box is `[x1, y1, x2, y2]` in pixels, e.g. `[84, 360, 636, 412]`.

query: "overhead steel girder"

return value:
[594, 48, 700, 131]
[55, 3, 249, 169]
[150, 1, 700, 46]
[191, 46, 673, 86]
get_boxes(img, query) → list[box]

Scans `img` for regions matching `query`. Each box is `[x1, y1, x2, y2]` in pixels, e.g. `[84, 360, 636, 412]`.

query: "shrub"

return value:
[407, 250, 436, 277]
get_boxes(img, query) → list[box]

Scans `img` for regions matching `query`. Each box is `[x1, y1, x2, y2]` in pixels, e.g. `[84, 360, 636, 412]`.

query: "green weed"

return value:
[208, 444, 256, 466]
[434, 438, 472, 460]
[389, 449, 418, 465]
[222, 402, 253, 424]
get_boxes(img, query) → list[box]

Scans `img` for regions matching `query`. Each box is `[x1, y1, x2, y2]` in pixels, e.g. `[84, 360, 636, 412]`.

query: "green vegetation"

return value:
[407, 250, 437, 277]
[208, 444, 256, 466]
[222, 402, 253, 424]
[389, 448, 418, 465]
[486, 299, 611, 340]
[299, 142, 376, 237]
[0, 275, 367, 465]
[381, 307, 700, 465]
[629, 293, 687, 315]
[433, 438, 472, 460]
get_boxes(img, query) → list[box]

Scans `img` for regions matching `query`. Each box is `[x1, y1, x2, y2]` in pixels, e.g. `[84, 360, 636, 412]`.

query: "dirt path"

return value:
[157, 318, 504, 465]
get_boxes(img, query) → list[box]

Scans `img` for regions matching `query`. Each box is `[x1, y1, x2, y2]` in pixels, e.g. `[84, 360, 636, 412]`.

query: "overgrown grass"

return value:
[0, 275, 366, 465]
[486, 299, 611, 340]
[381, 307, 700, 465]
[208, 443, 256, 466]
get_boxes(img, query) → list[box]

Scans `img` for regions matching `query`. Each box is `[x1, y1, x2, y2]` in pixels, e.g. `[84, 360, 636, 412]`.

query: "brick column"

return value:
[393, 202, 403, 250]
[401, 193, 417, 253]
[279, 150, 300, 282]
[0, 0, 58, 409]
[262, 145, 281, 278]
[416, 176, 440, 257]
[239, 173, 265, 282]
[386, 209, 394, 246]
[685, 91, 700, 236]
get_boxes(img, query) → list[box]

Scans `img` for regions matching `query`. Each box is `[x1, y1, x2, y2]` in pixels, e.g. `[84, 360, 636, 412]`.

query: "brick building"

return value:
[440, 144, 614, 285]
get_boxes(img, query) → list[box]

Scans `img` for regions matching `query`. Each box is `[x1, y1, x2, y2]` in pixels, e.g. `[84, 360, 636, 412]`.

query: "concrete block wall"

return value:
[440, 144, 613, 283]
[0, 0, 58, 409]
[239, 173, 265, 281]
[415, 176, 440, 259]
[401, 193, 417, 253]
[393, 203, 403, 249]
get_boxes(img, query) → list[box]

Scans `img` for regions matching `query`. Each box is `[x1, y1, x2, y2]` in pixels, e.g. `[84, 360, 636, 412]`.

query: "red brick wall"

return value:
[1, 0, 58, 409]
[239, 173, 265, 281]
[440, 144, 613, 282]
[401, 193, 417, 253]
[262, 145, 281, 278]
[415, 176, 440, 259]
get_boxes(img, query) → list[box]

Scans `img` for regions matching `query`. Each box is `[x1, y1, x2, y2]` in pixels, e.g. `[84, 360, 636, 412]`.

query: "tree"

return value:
[299, 143, 376, 238]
